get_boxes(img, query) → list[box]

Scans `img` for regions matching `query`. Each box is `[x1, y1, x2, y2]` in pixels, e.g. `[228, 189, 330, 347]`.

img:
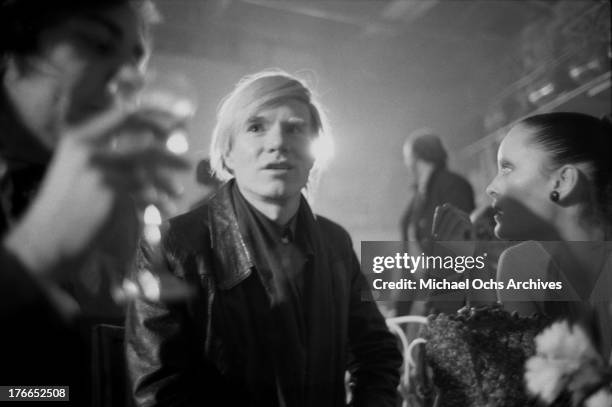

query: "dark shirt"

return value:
[232, 185, 306, 304]
[400, 167, 475, 250]
[398, 167, 475, 315]
[231, 185, 310, 405]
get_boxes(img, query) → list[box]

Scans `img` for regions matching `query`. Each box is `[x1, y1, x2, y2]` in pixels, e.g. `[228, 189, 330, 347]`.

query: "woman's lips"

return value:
[492, 206, 503, 222]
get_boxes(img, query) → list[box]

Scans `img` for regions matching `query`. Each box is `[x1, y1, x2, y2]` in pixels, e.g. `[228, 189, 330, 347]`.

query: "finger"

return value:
[433, 206, 471, 240]
[91, 146, 192, 172]
[435, 218, 462, 240]
[124, 108, 188, 138]
[446, 204, 470, 223]
[446, 220, 472, 241]
[433, 205, 456, 237]
[102, 167, 185, 199]
[432, 205, 446, 236]
[65, 103, 135, 146]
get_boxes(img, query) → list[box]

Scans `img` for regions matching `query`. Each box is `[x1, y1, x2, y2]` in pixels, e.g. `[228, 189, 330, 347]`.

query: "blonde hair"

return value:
[209, 69, 332, 183]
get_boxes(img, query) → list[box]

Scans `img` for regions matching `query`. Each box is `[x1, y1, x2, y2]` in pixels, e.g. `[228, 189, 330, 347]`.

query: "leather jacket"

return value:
[126, 181, 401, 406]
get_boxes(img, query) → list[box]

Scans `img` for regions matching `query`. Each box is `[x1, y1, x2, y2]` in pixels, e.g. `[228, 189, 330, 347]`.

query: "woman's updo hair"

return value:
[520, 112, 612, 227]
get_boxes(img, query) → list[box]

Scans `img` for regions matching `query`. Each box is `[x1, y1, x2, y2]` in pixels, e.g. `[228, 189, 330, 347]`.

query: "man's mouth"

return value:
[264, 162, 293, 170]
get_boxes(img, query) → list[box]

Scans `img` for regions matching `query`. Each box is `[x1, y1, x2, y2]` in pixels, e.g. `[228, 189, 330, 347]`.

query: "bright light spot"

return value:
[144, 204, 162, 225]
[528, 83, 555, 104]
[138, 270, 161, 301]
[166, 131, 189, 154]
[142, 90, 195, 119]
[310, 136, 335, 167]
[569, 67, 581, 79]
[144, 225, 161, 245]
[540, 83, 554, 96]
[172, 100, 196, 118]
[121, 278, 140, 299]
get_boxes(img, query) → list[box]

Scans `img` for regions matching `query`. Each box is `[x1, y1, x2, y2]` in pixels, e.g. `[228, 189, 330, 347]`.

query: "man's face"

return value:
[225, 99, 316, 204]
[8, 4, 147, 148]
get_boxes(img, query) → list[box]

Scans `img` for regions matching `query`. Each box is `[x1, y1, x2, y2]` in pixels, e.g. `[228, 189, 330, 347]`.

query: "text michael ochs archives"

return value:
[361, 241, 567, 302]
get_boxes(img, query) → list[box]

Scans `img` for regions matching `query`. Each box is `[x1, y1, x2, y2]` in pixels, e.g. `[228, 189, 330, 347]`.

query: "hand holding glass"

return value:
[111, 69, 196, 302]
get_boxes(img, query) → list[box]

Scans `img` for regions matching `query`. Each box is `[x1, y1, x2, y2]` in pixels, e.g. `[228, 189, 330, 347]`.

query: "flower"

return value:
[585, 388, 612, 407]
[525, 320, 612, 406]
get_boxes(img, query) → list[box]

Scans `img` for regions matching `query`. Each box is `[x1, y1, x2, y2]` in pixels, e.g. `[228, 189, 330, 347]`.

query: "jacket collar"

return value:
[207, 180, 319, 290]
[208, 180, 255, 289]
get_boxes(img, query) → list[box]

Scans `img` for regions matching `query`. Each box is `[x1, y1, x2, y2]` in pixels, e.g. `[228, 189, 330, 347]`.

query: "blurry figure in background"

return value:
[126, 70, 402, 406]
[190, 157, 222, 209]
[397, 129, 475, 316]
[400, 129, 475, 249]
[0, 0, 189, 401]
[466, 205, 509, 306]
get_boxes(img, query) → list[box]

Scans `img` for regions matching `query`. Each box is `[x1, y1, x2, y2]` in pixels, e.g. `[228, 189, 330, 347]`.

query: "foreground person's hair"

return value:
[0, 0, 159, 64]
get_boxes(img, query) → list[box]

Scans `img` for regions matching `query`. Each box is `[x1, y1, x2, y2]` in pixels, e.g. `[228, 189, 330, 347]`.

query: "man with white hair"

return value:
[126, 70, 402, 406]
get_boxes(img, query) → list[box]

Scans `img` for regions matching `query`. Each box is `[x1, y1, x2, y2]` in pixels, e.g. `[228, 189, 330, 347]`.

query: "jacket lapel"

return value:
[208, 181, 254, 290]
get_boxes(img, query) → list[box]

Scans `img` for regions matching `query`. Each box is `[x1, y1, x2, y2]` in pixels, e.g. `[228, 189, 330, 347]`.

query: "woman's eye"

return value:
[499, 165, 512, 175]
[247, 123, 263, 133]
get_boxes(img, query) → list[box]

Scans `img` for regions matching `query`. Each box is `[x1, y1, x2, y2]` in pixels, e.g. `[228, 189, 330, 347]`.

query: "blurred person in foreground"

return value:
[126, 70, 402, 406]
[397, 129, 474, 316]
[0, 0, 189, 399]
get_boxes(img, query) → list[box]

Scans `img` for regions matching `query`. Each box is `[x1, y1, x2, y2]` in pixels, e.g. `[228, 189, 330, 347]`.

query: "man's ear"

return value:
[223, 149, 234, 174]
[555, 165, 580, 201]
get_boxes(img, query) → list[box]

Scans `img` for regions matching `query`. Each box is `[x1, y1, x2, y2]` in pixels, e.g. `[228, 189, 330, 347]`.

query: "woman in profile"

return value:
[434, 112, 612, 360]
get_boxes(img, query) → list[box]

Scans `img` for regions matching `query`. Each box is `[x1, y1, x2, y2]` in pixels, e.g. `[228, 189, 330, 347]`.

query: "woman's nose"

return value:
[485, 176, 498, 198]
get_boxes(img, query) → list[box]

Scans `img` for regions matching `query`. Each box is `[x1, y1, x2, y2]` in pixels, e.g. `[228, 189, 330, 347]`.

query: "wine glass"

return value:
[110, 68, 197, 303]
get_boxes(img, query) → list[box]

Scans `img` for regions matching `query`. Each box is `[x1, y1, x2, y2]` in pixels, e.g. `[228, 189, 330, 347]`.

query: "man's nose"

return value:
[265, 124, 289, 151]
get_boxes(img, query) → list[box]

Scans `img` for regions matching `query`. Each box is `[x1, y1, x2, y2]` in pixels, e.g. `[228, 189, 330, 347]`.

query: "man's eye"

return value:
[499, 165, 512, 175]
[286, 125, 302, 135]
[287, 124, 311, 137]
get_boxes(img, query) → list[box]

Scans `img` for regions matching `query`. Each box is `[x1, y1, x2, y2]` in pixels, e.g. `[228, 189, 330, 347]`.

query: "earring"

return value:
[550, 190, 560, 202]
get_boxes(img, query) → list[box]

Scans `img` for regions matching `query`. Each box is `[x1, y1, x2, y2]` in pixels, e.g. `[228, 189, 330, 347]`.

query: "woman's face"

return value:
[225, 99, 316, 205]
[486, 124, 558, 240]
[5, 4, 148, 148]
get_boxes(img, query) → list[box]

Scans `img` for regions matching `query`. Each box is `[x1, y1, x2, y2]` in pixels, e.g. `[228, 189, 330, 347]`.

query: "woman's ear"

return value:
[555, 165, 580, 201]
